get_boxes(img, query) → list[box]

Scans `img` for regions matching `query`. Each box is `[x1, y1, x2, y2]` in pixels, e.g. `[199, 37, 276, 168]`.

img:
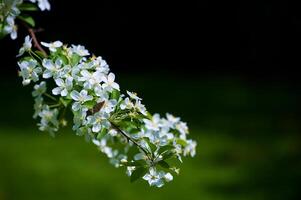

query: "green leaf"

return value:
[60, 55, 69, 65]
[123, 160, 145, 167]
[111, 89, 120, 100]
[162, 151, 175, 160]
[143, 137, 157, 152]
[176, 139, 187, 146]
[19, 3, 38, 11]
[71, 54, 81, 66]
[83, 100, 96, 109]
[130, 167, 147, 183]
[97, 128, 107, 140]
[35, 50, 46, 58]
[127, 146, 140, 161]
[158, 145, 174, 154]
[158, 160, 170, 169]
[18, 15, 35, 27]
[148, 141, 157, 152]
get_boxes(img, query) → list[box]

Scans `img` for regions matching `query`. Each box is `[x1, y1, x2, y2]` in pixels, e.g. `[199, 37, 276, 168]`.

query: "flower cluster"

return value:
[0, 0, 50, 40]
[17, 36, 197, 187]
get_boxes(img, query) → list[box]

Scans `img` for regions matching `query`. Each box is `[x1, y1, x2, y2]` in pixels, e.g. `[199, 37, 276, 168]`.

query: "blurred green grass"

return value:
[0, 73, 300, 200]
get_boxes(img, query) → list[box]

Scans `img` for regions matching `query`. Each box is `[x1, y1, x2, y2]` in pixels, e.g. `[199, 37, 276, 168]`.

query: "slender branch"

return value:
[27, 28, 47, 56]
[20, 21, 47, 56]
[110, 121, 152, 160]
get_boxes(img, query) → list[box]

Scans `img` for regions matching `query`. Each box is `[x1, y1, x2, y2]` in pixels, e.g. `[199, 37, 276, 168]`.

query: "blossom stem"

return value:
[44, 93, 57, 101]
[28, 50, 42, 62]
[49, 103, 61, 108]
[110, 121, 152, 160]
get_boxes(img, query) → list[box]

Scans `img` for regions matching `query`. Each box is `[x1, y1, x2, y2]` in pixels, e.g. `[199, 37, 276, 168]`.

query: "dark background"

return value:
[1, 0, 301, 81]
[0, 1, 301, 200]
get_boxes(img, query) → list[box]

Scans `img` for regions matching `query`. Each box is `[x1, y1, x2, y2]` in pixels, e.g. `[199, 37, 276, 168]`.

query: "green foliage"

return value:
[130, 167, 147, 183]
[18, 14, 35, 27]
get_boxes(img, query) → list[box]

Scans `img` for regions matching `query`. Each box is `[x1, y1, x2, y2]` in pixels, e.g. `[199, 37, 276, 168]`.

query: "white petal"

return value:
[92, 124, 101, 133]
[42, 59, 53, 69]
[53, 41, 63, 47]
[52, 87, 62, 95]
[55, 78, 64, 87]
[108, 73, 115, 82]
[41, 42, 50, 47]
[70, 90, 80, 101]
[61, 89, 68, 96]
[72, 102, 80, 111]
[164, 173, 173, 182]
[80, 70, 91, 78]
[111, 82, 120, 91]
[42, 70, 52, 78]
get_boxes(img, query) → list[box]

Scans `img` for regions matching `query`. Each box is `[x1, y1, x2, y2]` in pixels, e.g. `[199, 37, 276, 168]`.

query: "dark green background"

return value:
[0, 73, 300, 200]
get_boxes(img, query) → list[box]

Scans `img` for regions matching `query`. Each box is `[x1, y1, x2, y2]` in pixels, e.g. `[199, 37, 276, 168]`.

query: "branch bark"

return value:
[110, 121, 152, 160]
[27, 28, 47, 56]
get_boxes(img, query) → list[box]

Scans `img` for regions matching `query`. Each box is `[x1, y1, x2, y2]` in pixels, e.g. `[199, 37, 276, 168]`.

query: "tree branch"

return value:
[110, 121, 152, 160]
[27, 28, 47, 56]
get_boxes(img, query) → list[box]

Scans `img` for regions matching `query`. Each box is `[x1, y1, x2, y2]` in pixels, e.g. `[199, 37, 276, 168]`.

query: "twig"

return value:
[27, 28, 47, 56]
[110, 121, 152, 160]
[20, 21, 47, 56]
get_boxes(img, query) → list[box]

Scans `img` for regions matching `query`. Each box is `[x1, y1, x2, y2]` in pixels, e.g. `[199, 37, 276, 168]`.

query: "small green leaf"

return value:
[130, 167, 147, 183]
[71, 54, 81, 66]
[111, 89, 120, 100]
[143, 137, 157, 152]
[158, 145, 174, 154]
[123, 160, 145, 167]
[176, 139, 187, 146]
[60, 55, 69, 65]
[35, 50, 46, 58]
[158, 160, 170, 169]
[162, 151, 175, 160]
[18, 15, 35, 27]
[19, 3, 38, 11]
[97, 128, 107, 140]
[127, 146, 140, 160]
[148, 141, 157, 152]
[83, 100, 96, 109]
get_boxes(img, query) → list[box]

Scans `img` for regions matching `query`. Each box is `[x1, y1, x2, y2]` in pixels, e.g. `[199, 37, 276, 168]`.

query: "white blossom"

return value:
[143, 168, 164, 187]
[120, 97, 134, 110]
[102, 73, 120, 92]
[71, 45, 90, 56]
[41, 41, 63, 52]
[32, 81, 46, 97]
[70, 90, 93, 111]
[183, 139, 197, 157]
[29, 0, 51, 11]
[127, 91, 142, 100]
[4, 16, 17, 39]
[42, 59, 62, 78]
[78, 70, 103, 89]
[176, 121, 189, 136]
[18, 59, 42, 85]
[143, 114, 161, 131]
[134, 100, 147, 115]
[17, 35, 32, 57]
[52, 77, 73, 96]
[87, 112, 110, 133]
